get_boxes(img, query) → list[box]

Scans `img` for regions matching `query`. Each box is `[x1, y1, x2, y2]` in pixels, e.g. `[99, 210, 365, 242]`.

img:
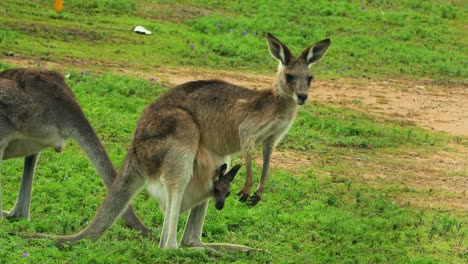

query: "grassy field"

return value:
[0, 0, 467, 263]
[0, 0, 467, 82]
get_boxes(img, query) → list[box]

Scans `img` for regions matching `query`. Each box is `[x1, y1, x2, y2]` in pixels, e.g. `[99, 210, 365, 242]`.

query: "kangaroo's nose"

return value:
[297, 94, 308, 105]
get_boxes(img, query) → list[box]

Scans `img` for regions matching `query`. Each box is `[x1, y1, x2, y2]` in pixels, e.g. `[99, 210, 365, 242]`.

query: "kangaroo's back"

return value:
[140, 79, 282, 155]
[0, 69, 83, 130]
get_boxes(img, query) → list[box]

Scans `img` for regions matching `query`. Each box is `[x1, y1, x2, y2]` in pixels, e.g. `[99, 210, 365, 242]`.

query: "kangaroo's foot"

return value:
[202, 243, 264, 253]
[2, 210, 28, 221]
[186, 246, 223, 256]
[55, 235, 81, 250]
[121, 208, 150, 237]
[6, 207, 31, 219]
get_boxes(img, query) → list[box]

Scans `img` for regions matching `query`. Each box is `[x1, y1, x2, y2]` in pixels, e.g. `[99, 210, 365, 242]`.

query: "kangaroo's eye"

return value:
[307, 75, 314, 84]
[285, 74, 294, 83]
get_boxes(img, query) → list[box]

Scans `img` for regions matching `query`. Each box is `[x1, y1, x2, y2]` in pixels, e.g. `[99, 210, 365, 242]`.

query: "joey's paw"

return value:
[237, 191, 250, 203]
[246, 194, 261, 207]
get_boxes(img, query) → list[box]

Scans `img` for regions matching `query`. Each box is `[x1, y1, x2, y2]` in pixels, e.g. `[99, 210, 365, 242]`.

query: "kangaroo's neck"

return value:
[272, 77, 287, 98]
[270, 82, 298, 119]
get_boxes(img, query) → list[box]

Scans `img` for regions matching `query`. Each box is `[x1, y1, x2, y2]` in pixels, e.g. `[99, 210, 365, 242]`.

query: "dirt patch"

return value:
[316, 79, 468, 136]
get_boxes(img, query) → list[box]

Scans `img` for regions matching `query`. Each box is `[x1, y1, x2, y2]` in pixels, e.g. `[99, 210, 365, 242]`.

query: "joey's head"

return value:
[212, 164, 241, 210]
[266, 33, 331, 105]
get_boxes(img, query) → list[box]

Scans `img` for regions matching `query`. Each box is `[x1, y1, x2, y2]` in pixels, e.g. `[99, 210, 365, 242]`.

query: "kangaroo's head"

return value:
[212, 164, 241, 210]
[267, 33, 331, 105]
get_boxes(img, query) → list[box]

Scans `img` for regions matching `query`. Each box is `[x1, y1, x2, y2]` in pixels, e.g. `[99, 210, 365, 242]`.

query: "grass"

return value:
[0, 0, 466, 82]
[0, 65, 466, 263]
[282, 104, 451, 151]
[0, 0, 467, 263]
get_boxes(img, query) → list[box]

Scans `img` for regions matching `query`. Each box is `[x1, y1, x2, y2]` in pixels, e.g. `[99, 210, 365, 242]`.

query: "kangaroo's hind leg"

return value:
[55, 162, 146, 247]
[158, 147, 195, 249]
[8, 153, 39, 219]
[181, 200, 260, 252]
[0, 147, 4, 219]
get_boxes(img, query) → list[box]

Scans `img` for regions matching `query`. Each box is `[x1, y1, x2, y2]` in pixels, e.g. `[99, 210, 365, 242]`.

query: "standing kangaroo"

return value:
[41, 33, 330, 251]
[0, 68, 148, 235]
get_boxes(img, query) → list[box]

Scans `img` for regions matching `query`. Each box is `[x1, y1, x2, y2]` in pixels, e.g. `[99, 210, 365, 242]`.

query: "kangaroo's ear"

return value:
[267, 33, 294, 65]
[224, 164, 241, 182]
[299, 38, 331, 67]
[20, 70, 42, 89]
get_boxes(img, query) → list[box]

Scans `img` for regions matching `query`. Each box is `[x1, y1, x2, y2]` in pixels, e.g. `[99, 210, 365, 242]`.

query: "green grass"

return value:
[281, 104, 451, 151]
[0, 0, 466, 82]
[0, 1, 467, 262]
[0, 65, 466, 263]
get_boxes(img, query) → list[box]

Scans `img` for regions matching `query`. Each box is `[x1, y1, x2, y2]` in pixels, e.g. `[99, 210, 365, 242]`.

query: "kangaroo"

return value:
[37, 33, 330, 251]
[236, 33, 330, 206]
[0, 68, 148, 236]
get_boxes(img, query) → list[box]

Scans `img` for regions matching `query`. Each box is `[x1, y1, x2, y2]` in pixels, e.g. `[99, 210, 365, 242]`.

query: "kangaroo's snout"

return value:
[296, 94, 308, 105]
[215, 200, 225, 210]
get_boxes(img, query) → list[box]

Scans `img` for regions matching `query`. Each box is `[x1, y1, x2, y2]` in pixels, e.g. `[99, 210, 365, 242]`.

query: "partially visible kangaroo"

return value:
[0, 68, 148, 235]
[39, 33, 330, 251]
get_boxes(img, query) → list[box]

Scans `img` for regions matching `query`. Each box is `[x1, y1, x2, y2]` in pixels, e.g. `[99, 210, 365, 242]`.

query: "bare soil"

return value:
[3, 55, 467, 213]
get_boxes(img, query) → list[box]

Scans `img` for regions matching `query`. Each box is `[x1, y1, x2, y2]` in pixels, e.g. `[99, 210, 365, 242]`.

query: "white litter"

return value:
[133, 26, 152, 35]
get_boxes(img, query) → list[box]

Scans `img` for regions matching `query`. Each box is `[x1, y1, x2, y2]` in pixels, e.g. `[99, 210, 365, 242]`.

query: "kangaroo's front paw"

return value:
[246, 194, 261, 207]
[237, 190, 250, 203]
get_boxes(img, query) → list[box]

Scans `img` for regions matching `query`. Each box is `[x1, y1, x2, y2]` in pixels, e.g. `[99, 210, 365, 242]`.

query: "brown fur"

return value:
[35, 33, 330, 252]
[0, 68, 148, 236]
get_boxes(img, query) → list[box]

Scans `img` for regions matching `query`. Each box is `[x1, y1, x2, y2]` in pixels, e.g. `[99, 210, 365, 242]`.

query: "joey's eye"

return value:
[285, 74, 294, 83]
[307, 75, 314, 84]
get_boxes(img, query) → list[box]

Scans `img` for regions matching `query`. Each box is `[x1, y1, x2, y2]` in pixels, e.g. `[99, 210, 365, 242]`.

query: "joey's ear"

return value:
[266, 33, 294, 65]
[224, 164, 241, 182]
[216, 163, 228, 178]
[299, 38, 331, 67]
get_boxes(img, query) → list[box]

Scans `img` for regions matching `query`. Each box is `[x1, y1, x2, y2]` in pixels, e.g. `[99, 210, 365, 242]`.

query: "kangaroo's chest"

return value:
[254, 117, 294, 145]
